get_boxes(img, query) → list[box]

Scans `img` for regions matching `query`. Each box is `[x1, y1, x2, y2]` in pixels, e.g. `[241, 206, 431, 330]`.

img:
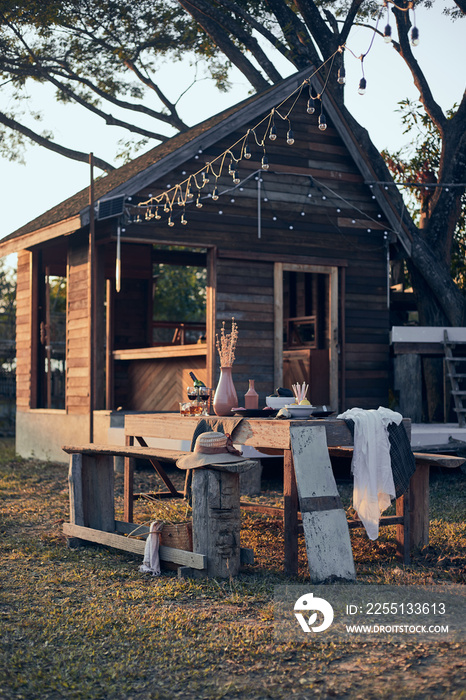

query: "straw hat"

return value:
[176, 432, 247, 470]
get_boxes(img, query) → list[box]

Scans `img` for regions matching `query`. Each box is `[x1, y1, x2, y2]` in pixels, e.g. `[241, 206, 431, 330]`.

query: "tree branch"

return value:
[177, 0, 271, 92]
[212, 0, 292, 63]
[0, 110, 114, 172]
[55, 62, 189, 130]
[391, 7, 447, 134]
[265, 0, 322, 69]
[340, 0, 366, 44]
[178, 0, 283, 84]
[40, 70, 171, 142]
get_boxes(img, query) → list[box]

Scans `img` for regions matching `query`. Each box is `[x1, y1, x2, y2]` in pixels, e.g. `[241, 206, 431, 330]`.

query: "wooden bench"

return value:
[62, 441, 256, 578]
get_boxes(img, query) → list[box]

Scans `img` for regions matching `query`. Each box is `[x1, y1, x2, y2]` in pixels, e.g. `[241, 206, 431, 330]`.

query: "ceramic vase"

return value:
[244, 379, 259, 410]
[213, 366, 238, 416]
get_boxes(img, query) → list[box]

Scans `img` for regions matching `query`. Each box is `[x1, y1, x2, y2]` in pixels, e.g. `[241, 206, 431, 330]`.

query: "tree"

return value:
[0, 1, 465, 333]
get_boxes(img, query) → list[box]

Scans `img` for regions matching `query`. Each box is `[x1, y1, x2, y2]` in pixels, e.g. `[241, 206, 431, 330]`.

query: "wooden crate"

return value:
[159, 521, 193, 552]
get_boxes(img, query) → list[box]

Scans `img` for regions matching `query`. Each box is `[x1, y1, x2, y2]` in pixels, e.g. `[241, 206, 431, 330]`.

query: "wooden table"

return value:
[124, 413, 425, 577]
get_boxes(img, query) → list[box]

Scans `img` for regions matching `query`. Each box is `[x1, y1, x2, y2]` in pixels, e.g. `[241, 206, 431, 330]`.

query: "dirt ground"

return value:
[0, 440, 465, 699]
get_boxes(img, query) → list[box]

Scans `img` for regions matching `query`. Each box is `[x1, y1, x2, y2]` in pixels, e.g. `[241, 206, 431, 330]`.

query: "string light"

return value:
[383, 24, 392, 42]
[286, 125, 295, 145]
[131, 6, 422, 230]
[318, 111, 327, 131]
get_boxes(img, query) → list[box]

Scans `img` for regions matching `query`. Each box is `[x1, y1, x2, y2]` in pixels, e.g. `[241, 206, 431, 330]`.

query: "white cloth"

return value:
[139, 522, 162, 576]
[337, 407, 403, 540]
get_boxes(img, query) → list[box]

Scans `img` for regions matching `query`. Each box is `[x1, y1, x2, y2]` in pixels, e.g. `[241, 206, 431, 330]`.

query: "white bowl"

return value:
[285, 404, 315, 419]
[265, 396, 292, 409]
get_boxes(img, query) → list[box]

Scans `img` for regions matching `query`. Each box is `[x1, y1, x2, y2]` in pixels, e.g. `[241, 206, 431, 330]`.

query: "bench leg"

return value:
[410, 462, 430, 548]
[124, 456, 135, 523]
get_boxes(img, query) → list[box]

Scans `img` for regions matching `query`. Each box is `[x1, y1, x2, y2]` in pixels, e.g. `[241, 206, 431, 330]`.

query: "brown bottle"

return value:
[244, 379, 259, 410]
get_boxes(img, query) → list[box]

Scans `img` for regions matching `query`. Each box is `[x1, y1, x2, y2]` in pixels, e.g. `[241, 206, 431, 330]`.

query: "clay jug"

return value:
[244, 379, 259, 410]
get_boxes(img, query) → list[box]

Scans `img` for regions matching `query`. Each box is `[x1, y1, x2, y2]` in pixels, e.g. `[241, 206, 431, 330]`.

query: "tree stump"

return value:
[191, 460, 257, 578]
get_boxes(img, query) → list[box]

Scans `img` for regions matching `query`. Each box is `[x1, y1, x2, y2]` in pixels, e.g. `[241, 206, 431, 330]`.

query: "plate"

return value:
[231, 408, 278, 418]
[312, 410, 336, 418]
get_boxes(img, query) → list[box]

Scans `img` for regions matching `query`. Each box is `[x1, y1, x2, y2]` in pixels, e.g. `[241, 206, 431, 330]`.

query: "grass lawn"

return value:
[0, 437, 465, 699]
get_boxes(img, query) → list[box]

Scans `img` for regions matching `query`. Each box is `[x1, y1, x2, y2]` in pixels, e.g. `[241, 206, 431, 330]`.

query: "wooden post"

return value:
[283, 449, 299, 575]
[88, 153, 96, 442]
[192, 461, 255, 578]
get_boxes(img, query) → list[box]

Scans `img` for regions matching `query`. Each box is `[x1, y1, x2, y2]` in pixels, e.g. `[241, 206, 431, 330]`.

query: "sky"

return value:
[0, 3, 465, 265]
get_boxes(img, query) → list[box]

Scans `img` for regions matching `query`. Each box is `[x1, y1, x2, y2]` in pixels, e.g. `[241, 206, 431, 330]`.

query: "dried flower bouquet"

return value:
[216, 318, 238, 368]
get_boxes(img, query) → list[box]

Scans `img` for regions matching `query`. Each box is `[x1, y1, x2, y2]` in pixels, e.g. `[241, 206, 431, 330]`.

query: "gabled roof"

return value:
[0, 66, 412, 257]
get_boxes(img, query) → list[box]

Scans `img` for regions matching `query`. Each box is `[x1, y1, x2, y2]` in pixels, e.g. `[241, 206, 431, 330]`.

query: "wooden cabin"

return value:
[0, 67, 411, 462]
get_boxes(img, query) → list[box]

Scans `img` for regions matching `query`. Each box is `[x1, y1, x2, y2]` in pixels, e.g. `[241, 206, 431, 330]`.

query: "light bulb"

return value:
[306, 99, 315, 114]
[269, 125, 277, 141]
[177, 197, 183, 207]
[286, 129, 294, 145]
[202, 171, 209, 185]
[155, 208, 161, 220]
[411, 26, 419, 46]
[181, 214, 187, 225]
[196, 196, 203, 209]
[318, 113, 327, 131]
[186, 185, 193, 199]
[337, 67, 346, 84]
[261, 155, 269, 170]
[384, 24, 392, 43]
[168, 217, 174, 227]
[244, 144, 251, 159]
[232, 170, 240, 184]
[163, 204, 169, 213]
[212, 186, 219, 201]
[358, 77, 367, 95]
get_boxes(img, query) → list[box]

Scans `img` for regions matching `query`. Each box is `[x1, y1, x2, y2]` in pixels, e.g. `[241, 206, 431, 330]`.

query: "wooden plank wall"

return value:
[215, 258, 275, 404]
[66, 240, 90, 414]
[125, 356, 207, 411]
[15, 251, 33, 409]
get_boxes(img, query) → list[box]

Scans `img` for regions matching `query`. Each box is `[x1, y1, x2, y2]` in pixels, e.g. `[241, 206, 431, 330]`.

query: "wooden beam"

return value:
[62, 523, 207, 569]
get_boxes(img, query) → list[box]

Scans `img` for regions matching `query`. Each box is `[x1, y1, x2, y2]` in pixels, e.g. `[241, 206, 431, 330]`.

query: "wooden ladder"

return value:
[443, 330, 466, 427]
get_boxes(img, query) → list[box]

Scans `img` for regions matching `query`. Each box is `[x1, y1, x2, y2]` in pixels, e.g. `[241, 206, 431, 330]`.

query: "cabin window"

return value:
[38, 272, 66, 409]
[152, 247, 207, 347]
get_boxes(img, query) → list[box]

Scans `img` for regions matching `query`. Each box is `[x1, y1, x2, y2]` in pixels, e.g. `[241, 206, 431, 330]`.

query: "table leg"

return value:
[396, 487, 411, 565]
[283, 449, 299, 576]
